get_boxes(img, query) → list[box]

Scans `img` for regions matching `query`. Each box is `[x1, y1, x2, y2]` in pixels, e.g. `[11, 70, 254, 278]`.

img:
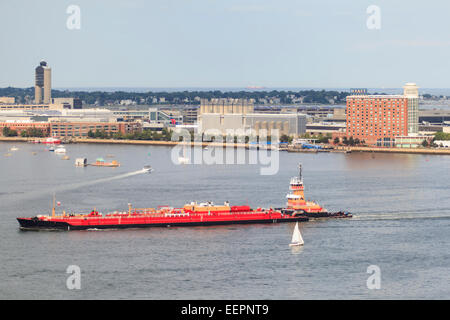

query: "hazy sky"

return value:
[1, 0, 449, 88]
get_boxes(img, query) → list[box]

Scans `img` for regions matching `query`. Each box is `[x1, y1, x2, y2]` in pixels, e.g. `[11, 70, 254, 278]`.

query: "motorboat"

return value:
[54, 145, 66, 154]
[143, 165, 154, 173]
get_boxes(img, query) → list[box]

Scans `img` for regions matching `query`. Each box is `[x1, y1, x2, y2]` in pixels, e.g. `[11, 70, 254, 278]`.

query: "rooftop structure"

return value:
[199, 98, 254, 115]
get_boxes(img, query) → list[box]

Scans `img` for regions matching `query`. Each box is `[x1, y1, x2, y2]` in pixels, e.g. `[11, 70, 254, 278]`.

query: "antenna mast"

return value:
[52, 193, 56, 218]
[298, 163, 302, 181]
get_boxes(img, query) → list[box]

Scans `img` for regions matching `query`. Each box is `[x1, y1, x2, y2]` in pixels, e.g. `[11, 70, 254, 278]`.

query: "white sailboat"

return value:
[289, 222, 304, 246]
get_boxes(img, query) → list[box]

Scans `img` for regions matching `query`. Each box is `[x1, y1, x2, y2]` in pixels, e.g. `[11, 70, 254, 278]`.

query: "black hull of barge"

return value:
[17, 218, 70, 230]
[17, 216, 309, 231]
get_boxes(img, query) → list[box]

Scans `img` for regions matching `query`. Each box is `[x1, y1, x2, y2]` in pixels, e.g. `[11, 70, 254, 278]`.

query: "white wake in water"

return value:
[351, 212, 450, 221]
[10, 169, 149, 202]
[55, 169, 148, 193]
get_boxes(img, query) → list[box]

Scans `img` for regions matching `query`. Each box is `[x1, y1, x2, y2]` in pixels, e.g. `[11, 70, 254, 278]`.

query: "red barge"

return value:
[17, 202, 308, 231]
[17, 164, 350, 231]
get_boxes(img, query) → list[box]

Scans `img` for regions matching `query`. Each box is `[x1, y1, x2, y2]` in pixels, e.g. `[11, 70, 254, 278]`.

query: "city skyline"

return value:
[2, 1, 450, 88]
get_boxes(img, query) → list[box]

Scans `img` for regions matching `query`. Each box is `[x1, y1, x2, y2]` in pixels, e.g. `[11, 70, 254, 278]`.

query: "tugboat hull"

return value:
[304, 211, 352, 219]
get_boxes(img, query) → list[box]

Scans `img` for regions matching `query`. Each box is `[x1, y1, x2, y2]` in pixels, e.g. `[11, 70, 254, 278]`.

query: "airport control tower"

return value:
[34, 60, 51, 104]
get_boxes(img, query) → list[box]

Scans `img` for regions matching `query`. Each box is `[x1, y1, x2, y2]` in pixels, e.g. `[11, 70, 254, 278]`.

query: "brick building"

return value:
[49, 121, 142, 138]
[0, 121, 50, 136]
[346, 95, 408, 146]
[346, 83, 419, 147]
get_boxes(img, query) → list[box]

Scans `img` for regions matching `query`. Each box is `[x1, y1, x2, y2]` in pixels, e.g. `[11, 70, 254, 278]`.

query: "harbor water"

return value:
[0, 142, 449, 299]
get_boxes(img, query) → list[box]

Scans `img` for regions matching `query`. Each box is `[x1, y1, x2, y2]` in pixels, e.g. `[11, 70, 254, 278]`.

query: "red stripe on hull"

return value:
[18, 213, 308, 230]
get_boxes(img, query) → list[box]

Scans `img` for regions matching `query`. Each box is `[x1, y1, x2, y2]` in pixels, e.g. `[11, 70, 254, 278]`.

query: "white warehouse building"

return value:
[199, 113, 307, 137]
[198, 99, 307, 137]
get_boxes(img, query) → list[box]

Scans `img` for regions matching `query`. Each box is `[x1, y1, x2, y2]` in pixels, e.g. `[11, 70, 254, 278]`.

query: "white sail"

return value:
[290, 222, 304, 246]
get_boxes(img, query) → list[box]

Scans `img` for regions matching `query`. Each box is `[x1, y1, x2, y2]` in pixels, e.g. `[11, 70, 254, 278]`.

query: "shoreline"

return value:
[0, 137, 248, 148]
[73, 138, 249, 148]
[334, 145, 450, 155]
[2, 137, 450, 155]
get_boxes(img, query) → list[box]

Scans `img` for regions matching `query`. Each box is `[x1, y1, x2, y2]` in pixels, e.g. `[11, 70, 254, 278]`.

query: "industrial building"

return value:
[0, 97, 15, 104]
[306, 123, 346, 136]
[180, 106, 199, 124]
[112, 108, 183, 124]
[419, 110, 450, 124]
[199, 98, 307, 136]
[0, 104, 51, 111]
[52, 98, 82, 109]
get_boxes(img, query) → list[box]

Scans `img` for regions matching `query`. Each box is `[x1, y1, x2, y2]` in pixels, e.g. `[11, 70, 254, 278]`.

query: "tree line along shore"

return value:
[0, 87, 351, 105]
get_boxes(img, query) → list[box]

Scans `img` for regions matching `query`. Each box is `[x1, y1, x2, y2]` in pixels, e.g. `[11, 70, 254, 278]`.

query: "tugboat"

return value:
[284, 164, 352, 219]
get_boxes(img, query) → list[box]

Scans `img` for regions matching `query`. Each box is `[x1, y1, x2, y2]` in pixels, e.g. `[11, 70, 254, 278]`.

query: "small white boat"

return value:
[289, 222, 304, 246]
[75, 158, 87, 167]
[143, 165, 154, 173]
[54, 145, 66, 154]
[10, 146, 19, 151]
